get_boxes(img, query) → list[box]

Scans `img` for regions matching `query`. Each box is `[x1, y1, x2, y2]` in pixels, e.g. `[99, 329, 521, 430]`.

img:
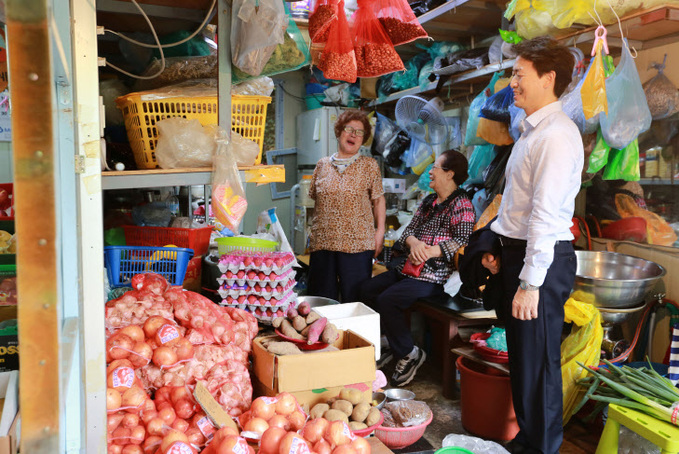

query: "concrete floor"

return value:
[379, 355, 603, 454]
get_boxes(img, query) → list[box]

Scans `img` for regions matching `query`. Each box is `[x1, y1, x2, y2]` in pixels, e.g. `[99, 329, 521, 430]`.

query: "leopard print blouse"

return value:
[308, 155, 384, 253]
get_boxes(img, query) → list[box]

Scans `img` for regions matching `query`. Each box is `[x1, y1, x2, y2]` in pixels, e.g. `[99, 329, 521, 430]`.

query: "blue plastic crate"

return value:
[104, 246, 194, 288]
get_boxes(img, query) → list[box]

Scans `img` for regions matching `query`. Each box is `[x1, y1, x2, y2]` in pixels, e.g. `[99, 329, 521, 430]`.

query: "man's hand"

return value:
[481, 253, 500, 274]
[512, 287, 539, 320]
[374, 230, 384, 258]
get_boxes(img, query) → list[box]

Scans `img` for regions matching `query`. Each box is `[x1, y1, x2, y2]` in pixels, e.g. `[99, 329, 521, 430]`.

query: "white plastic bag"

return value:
[231, 0, 287, 76]
[231, 132, 261, 166]
[442, 433, 510, 454]
[256, 208, 299, 267]
[155, 118, 217, 168]
[212, 138, 248, 233]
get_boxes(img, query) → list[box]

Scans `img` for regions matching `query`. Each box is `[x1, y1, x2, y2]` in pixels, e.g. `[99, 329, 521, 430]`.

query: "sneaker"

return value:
[391, 346, 426, 387]
[376, 348, 394, 369]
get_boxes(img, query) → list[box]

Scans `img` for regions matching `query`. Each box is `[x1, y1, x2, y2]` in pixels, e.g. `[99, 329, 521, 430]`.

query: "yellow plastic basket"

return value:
[116, 94, 271, 169]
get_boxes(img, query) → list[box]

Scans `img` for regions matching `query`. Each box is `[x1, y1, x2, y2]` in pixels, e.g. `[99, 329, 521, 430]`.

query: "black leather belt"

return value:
[498, 235, 527, 248]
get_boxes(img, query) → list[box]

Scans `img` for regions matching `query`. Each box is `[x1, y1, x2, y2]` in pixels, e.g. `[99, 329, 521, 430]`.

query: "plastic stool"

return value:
[596, 404, 679, 454]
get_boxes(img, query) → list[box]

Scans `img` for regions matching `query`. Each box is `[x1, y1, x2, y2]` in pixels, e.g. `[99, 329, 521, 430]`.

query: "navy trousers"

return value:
[359, 269, 444, 359]
[307, 250, 374, 303]
[499, 241, 576, 454]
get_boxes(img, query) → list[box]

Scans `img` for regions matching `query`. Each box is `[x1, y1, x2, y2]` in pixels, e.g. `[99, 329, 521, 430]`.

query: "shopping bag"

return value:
[581, 40, 608, 120]
[602, 139, 639, 181]
[352, 0, 404, 78]
[318, 0, 357, 83]
[599, 40, 652, 149]
[372, 0, 427, 46]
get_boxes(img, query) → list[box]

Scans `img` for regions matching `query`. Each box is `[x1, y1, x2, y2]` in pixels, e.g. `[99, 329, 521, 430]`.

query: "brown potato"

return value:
[365, 407, 381, 427]
[339, 388, 363, 406]
[351, 403, 370, 423]
[323, 409, 349, 424]
[331, 399, 354, 416]
[349, 421, 368, 431]
[310, 403, 330, 420]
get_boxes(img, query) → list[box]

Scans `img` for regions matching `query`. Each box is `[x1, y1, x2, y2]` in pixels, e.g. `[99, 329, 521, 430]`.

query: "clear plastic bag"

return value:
[442, 433, 510, 454]
[616, 193, 677, 246]
[468, 144, 496, 181]
[373, 113, 399, 156]
[508, 103, 525, 141]
[231, 0, 287, 77]
[383, 400, 431, 427]
[352, 0, 405, 78]
[212, 138, 248, 233]
[643, 55, 679, 120]
[599, 41, 652, 149]
[464, 72, 501, 146]
[155, 118, 217, 169]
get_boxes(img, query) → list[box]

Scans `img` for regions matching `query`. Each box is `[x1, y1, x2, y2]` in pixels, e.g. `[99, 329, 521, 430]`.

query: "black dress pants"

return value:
[307, 249, 374, 303]
[499, 241, 576, 454]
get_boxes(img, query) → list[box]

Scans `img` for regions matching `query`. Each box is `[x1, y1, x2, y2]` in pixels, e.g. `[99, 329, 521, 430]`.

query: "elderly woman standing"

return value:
[307, 110, 386, 303]
[360, 149, 475, 386]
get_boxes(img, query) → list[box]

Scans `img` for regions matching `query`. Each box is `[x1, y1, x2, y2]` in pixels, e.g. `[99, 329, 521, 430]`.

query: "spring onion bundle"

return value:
[576, 359, 679, 426]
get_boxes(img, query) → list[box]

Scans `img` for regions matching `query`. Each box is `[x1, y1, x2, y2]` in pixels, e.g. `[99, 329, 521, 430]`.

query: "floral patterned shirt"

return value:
[308, 155, 384, 253]
[396, 189, 476, 284]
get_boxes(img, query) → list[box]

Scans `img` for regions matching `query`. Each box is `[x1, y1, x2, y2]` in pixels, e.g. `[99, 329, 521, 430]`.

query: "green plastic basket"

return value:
[216, 237, 278, 255]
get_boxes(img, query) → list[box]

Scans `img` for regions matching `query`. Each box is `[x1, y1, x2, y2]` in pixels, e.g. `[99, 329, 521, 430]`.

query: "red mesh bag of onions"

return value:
[372, 0, 427, 46]
[351, 0, 404, 78]
[318, 0, 357, 83]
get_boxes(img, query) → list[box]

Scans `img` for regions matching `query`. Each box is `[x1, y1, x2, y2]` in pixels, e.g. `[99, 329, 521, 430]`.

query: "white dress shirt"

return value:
[491, 101, 584, 287]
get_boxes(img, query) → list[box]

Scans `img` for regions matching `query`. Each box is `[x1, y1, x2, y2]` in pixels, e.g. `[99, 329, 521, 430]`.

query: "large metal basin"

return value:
[296, 296, 340, 309]
[572, 251, 665, 308]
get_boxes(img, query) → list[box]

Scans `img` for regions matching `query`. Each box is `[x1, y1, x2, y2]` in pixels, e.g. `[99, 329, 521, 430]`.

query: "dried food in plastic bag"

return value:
[231, 0, 287, 77]
[509, 103, 525, 142]
[599, 41, 652, 149]
[560, 66, 598, 135]
[318, 0, 357, 83]
[155, 118, 217, 169]
[384, 400, 431, 427]
[352, 0, 405, 78]
[643, 55, 679, 120]
[212, 138, 248, 233]
[373, 0, 427, 46]
[381, 407, 397, 427]
[309, 0, 339, 42]
[373, 113, 398, 156]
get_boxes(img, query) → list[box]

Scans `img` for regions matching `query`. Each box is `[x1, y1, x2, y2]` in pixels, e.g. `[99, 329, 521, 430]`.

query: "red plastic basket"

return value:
[470, 332, 509, 364]
[374, 413, 433, 449]
[123, 225, 213, 256]
[0, 183, 14, 221]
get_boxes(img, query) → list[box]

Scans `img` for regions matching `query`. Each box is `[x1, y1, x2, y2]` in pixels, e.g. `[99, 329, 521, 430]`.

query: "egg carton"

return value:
[218, 302, 289, 324]
[217, 251, 295, 274]
[220, 289, 298, 309]
[217, 279, 296, 300]
[217, 268, 296, 288]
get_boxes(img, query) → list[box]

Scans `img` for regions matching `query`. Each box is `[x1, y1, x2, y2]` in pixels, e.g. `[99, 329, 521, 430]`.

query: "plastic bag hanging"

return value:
[309, 0, 339, 66]
[464, 71, 501, 147]
[318, 0, 357, 83]
[372, 0, 427, 46]
[352, 0, 405, 78]
[586, 128, 610, 174]
[599, 40, 651, 150]
[643, 54, 679, 120]
[580, 31, 608, 120]
[212, 138, 248, 234]
[231, 0, 287, 76]
[602, 139, 640, 182]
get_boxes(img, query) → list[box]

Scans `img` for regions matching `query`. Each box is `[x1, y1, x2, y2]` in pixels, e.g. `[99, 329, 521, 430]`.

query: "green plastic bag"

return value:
[464, 72, 501, 146]
[602, 139, 640, 181]
[586, 129, 610, 174]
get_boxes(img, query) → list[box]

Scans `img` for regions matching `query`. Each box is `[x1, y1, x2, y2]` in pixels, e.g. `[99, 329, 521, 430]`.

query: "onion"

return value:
[129, 342, 153, 368]
[160, 429, 189, 452]
[275, 393, 297, 416]
[129, 425, 146, 445]
[146, 417, 166, 436]
[301, 419, 328, 444]
[108, 444, 123, 454]
[107, 366, 137, 392]
[156, 401, 173, 412]
[141, 410, 158, 425]
[324, 421, 353, 447]
[142, 436, 162, 454]
[143, 316, 169, 339]
[107, 388, 122, 411]
[111, 426, 131, 445]
[122, 445, 144, 454]
[174, 339, 194, 361]
[109, 334, 134, 360]
[107, 413, 125, 433]
[174, 398, 195, 420]
[331, 445, 357, 454]
[170, 386, 190, 404]
[288, 411, 306, 432]
[278, 432, 310, 454]
[267, 415, 290, 431]
[185, 427, 206, 446]
[216, 435, 250, 454]
[172, 418, 189, 433]
[122, 413, 140, 429]
[251, 397, 276, 421]
[259, 427, 287, 454]
[153, 346, 178, 368]
[120, 325, 145, 343]
[313, 439, 332, 454]
[155, 386, 172, 404]
[244, 417, 269, 436]
[121, 387, 147, 409]
[158, 406, 177, 426]
[107, 359, 134, 376]
[351, 437, 370, 454]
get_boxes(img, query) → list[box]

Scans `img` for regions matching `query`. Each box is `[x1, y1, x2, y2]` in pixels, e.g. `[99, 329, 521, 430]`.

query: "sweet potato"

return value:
[305, 311, 321, 325]
[307, 317, 327, 345]
[292, 315, 307, 332]
[287, 306, 298, 319]
[272, 317, 285, 329]
[297, 301, 311, 316]
[266, 341, 302, 356]
[320, 323, 339, 344]
[280, 319, 305, 340]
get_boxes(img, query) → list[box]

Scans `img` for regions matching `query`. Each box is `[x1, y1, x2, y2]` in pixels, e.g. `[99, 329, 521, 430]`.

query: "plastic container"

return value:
[435, 448, 474, 454]
[216, 237, 278, 255]
[123, 225, 213, 255]
[104, 245, 193, 288]
[314, 302, 381, 360]
[298, 175, 314, 207]
[457, 356, 519, 441]
[116, 94, 271, 168]
[374, 413, 433, 449]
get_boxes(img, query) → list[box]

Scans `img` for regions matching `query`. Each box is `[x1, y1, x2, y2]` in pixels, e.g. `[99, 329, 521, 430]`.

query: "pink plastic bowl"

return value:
[374, 413, 433, 449]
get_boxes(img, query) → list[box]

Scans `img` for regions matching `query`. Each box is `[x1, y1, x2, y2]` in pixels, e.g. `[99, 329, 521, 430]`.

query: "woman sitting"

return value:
[359, 149, 476, 387]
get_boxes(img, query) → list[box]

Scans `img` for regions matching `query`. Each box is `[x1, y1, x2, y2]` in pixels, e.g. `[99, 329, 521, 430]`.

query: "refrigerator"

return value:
[295, 106, 345, 170]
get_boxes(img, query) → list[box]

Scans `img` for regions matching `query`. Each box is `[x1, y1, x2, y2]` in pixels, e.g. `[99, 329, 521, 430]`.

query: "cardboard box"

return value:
[252, 330, 375, 410]
[0, 371, 18, 454]
[314, 303, 381, 361]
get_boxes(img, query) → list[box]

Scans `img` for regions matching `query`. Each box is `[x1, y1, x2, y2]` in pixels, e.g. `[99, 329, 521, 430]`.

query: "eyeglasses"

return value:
[432, 164, 449, 171]
[343, 126, 366, 137]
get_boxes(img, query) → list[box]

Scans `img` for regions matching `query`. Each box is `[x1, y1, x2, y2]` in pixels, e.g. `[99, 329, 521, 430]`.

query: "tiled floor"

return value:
[380, 358, 602, 453]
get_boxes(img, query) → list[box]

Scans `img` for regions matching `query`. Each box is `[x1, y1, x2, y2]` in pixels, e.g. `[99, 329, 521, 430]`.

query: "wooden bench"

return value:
[408, 295, 497, 399]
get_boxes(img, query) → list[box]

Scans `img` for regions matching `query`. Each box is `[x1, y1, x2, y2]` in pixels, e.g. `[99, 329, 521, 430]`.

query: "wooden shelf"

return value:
[101, 165, 285, 190]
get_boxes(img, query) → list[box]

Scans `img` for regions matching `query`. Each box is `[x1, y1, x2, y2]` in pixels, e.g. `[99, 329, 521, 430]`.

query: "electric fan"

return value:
[394, 95, 449, 145]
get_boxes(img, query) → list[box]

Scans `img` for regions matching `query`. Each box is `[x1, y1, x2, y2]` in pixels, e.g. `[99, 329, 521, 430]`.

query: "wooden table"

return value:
[451, 345, 510, 375]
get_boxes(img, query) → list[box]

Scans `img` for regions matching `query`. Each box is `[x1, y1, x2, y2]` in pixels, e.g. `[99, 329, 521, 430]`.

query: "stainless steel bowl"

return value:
[598, 302, 647, 326]
[372, 392, 386, 409]
[384, 388, 415, 401]
[296, 296, 340, 309]
[572, 251, 665, 308]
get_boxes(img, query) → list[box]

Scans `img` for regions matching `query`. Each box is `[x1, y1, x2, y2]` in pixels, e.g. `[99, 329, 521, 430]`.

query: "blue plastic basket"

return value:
[104, 246, 194, 288]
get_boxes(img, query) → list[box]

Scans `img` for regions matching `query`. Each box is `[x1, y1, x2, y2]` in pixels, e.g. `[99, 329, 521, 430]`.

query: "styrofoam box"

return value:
[314, 302, 381, 361]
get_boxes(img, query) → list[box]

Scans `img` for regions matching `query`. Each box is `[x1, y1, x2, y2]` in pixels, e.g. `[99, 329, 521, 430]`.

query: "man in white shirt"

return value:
[482, 37, 583, 454]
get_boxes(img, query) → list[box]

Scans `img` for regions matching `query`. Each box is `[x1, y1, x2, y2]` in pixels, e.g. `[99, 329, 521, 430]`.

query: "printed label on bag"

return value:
[197, 416, 217, 439]
[166, 441, 194, 454]
[158, 324, 180, 344]
[111, 367, 135, 389]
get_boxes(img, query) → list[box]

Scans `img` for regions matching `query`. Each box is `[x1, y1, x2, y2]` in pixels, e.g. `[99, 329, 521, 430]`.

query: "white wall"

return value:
[0, 141, 11, 182]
